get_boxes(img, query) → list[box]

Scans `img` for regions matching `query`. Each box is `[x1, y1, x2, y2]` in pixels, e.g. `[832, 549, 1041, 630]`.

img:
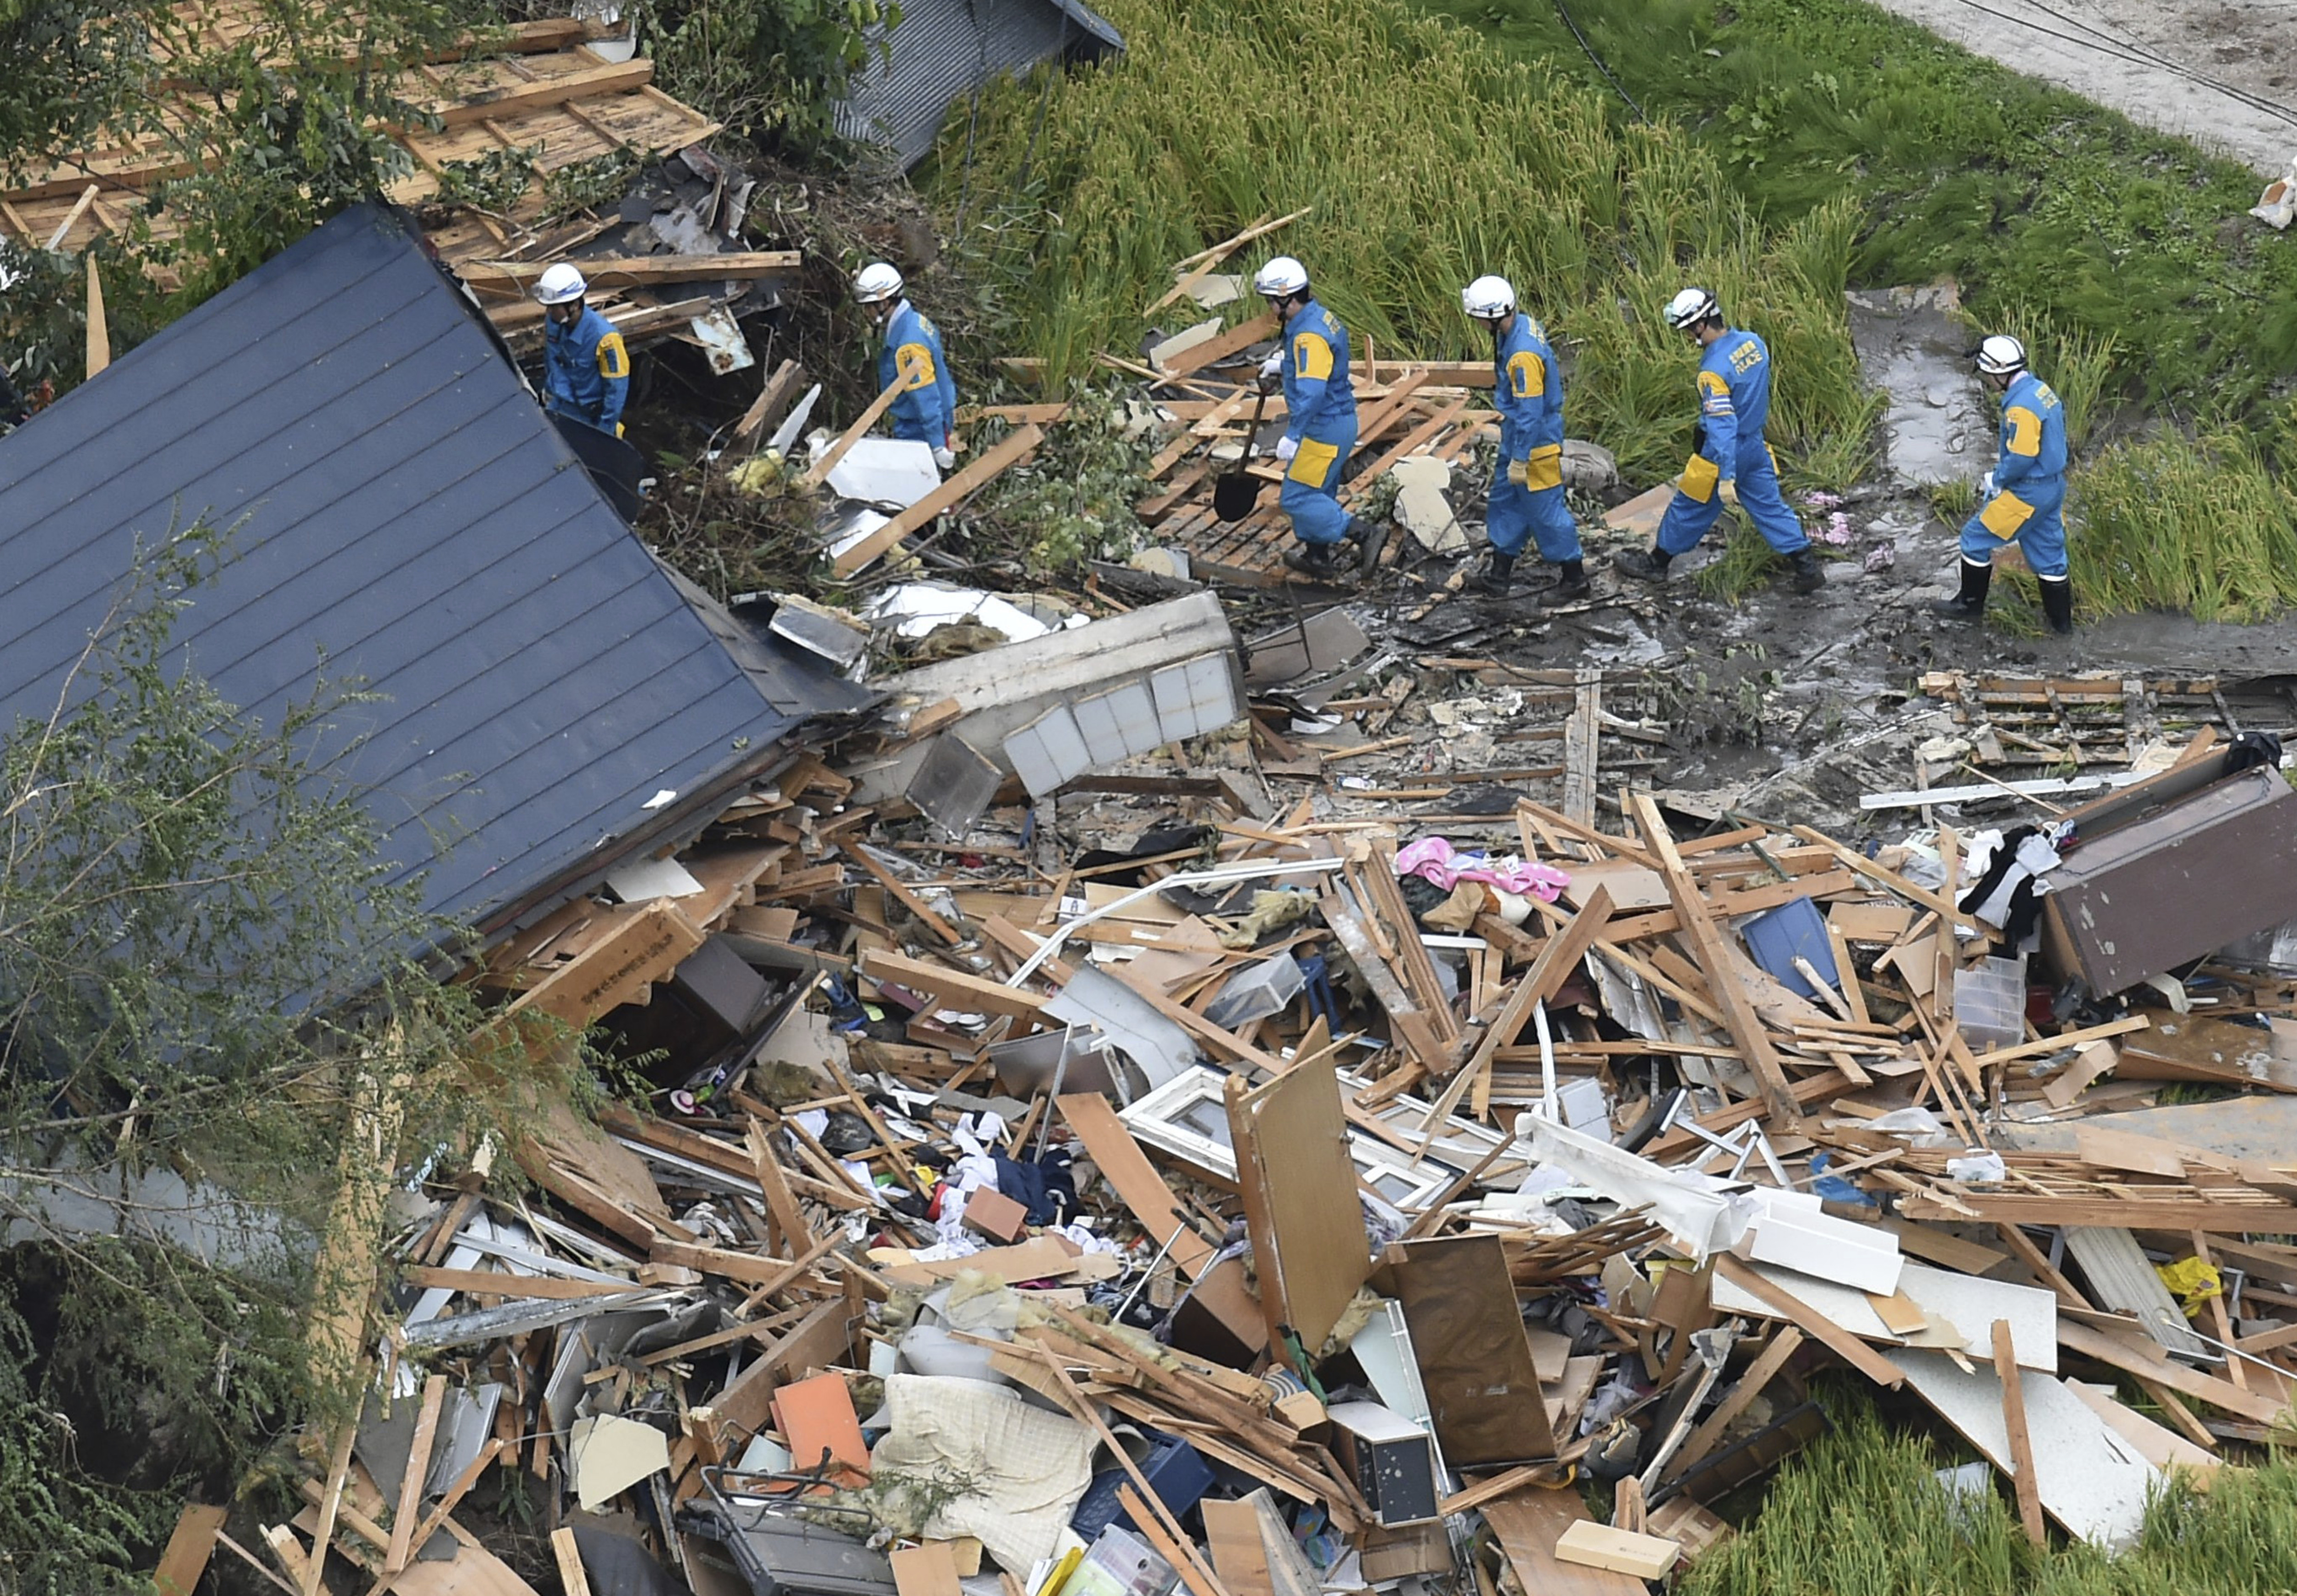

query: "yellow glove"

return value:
[1505, 457, 1529, 488]
[1718, 479, 1740, 508]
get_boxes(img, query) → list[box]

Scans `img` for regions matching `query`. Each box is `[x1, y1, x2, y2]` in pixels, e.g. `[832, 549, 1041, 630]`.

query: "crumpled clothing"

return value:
[1216, 888, 1316, 948]
[1394, 835, 1569, 902]
[866, 1374, 1095, 1572]
[2157, 1255, 2223, 1320]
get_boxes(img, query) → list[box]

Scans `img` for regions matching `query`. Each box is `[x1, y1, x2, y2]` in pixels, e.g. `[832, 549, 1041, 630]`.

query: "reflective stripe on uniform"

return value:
[1292, 333, 1335, 381]
[1507, 349, 1544, 400]
[1697, 369, 1733, 414]
[596, 332, 628, 380]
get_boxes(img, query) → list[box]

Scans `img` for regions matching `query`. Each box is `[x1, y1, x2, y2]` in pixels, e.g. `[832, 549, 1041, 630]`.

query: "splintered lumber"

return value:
[734, 358, 807, 447]
[860, 948, 1048, 1021]
[831, 423, 1047, 575]
[385, 1375, 448, 1573]
[1445, 881, 1616, 1088]
[431, 58, 651, 123]
[154, 1503, 230, 1596]
[1632, 795, 1801, 1127]
[552, 1528, 594, 1596]
[1714, 1256, 1905, 1389]
[2056, 1318, 2290, 1426]
[1058, 1094, 1216, 1278]
[1664, 1327, 1805, 1483]
[802, 347, 926, 490]
[1158, 310, 1278, 378]
[458, 250, 799, 293]
[1993, 1319, 2046, 1546]
[494, 899, 707, 1034]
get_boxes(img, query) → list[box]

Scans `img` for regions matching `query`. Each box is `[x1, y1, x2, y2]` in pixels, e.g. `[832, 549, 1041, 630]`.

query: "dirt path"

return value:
[1864, 0, 2297, 176]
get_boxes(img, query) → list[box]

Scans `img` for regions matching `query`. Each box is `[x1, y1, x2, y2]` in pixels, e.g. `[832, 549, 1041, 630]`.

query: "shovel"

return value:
[1212, 385, 1273, 523]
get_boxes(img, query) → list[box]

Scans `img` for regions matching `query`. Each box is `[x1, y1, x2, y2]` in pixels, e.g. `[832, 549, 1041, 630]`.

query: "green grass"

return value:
[1411, 0, 2297, 422]
[1409, 0, 2297, 617]
[1683, 1386, 2297, 1596]
[933, 0, 1879, 491]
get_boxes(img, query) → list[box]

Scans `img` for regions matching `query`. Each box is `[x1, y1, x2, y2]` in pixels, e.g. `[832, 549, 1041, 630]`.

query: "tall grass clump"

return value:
[2071, 433, 2297, 622]
[936, 0, 1877, 489]
[1679, 1398, 2036, 1596]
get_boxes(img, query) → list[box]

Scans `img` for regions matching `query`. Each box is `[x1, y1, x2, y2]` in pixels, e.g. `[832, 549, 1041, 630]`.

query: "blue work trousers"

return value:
[1488, 472, 1582, 563]
[1279, 420, 1358, 547]
[1657, 450, 1808, 557]
[1960, 482, 2069, 579]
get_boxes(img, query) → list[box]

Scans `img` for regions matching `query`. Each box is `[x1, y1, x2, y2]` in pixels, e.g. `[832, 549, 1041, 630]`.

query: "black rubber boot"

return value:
[1930, 559, 1992, 620]
[1471, 551, 1516, 594]
[1614, 546, 1672, 583]
[2039, 575, 2075, 635]
[1548, 558, 1591, 600]
[1788, 549, 1825, 593]
[1282, 541, 1348, 580]
[1347, 515, 1388, 575]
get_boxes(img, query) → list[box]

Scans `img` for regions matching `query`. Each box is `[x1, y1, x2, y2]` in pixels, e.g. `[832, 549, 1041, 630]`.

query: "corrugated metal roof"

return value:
[0, 203, 849, 936]
[835, 0, 1124, 169]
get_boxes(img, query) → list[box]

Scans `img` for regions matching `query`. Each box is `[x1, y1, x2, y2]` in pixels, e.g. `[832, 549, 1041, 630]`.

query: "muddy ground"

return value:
[1221, 287, 2297, 837]
[1863, 0, 2297, 176]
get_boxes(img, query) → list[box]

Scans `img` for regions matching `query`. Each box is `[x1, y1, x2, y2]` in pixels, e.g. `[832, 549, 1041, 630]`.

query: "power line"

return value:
[1549, 0, 1647, 123]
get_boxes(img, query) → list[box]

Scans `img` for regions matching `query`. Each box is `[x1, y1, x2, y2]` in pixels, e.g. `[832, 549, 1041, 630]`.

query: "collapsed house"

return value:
[0, 202, 868, 947]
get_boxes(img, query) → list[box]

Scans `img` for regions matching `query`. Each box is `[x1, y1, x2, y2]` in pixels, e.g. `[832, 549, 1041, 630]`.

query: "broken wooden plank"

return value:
[1058, 1093, 1216, 1279]
[1992, 1319, 2046, 1545]
[384, 1375, 448, 1574]
[153, 1503, 231, 1596]
[831, 423, 1046, 575]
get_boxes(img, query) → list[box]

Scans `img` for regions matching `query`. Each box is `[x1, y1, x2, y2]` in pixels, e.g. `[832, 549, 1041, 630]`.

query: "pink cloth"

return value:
[1393, 836, 1570, 902]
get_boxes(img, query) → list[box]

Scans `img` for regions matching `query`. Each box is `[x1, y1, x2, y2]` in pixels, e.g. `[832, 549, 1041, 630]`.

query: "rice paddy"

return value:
[1682, 1386, 2297, 1596]
[934, 0, 1879, 492]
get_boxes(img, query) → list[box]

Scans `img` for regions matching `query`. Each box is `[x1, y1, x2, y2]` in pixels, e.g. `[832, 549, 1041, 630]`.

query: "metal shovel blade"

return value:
[1212, 468, 1264, 522]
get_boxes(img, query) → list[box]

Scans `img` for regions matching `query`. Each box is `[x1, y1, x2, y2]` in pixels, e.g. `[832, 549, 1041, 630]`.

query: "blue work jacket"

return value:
[1993, 371, 2069, 496]
[1279, 299, 1357, 442]
[1492, 312, 1565, 464]
[878, 300, 958, 444]
[1693, 327, 1779, 481]
[543, 305, 630, 434]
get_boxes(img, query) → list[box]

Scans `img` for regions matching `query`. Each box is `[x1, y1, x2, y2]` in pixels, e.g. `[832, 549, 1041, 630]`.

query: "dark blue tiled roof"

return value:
[0, 204, 853, 934]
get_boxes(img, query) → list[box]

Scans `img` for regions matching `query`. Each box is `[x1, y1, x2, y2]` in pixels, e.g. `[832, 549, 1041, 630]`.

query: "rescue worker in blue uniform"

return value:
[1253, 257, 1375, 580]
[1461, 274, 1585, 600]
[534, 262, 630, 436]
[854, 261, 958, 471]
[1615, 288, 1822, 594]
[1933, 334, 2074, 634]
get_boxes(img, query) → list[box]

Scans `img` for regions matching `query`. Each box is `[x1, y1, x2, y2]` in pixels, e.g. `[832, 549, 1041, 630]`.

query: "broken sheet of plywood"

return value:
[1713, 1259, 2057, 1371]
[1386, 1234, 1557, 1463]
[1480, 1490, 1647, 1596]
[1897, 1348, 2158, 1549]
[1227, 1065, 1372, 1353]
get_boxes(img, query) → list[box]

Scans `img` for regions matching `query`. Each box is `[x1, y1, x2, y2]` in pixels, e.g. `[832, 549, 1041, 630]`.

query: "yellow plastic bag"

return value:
[2156, 1255, 2222, 1319]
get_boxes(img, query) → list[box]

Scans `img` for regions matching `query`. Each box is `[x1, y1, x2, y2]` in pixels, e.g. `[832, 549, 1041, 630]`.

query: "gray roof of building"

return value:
[835, 0, 1124, 169]
[0, 203, 863, 937]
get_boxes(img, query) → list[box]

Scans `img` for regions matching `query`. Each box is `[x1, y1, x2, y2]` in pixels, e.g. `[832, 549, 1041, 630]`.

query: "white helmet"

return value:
[533, 262, 587, 305]
[1253, 256, 1310, 299]
[1975, 333, 2027, 376]
[854, 261, 904, 305]
[1461, 275, 1515, 319]
[1663, 287, 1719, 331]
